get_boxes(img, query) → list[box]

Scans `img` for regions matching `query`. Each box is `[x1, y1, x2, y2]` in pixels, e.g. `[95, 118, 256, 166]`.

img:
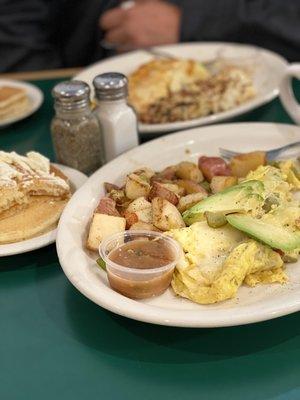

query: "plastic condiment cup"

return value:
[99, 230, 183, 299]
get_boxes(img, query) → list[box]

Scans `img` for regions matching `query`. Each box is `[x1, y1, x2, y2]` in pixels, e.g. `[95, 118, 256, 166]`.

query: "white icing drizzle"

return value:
[0, 151, 69, 191]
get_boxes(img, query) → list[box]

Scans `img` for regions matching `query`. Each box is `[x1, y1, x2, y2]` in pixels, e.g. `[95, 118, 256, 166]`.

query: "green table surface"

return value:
[1, 78, 300, 400]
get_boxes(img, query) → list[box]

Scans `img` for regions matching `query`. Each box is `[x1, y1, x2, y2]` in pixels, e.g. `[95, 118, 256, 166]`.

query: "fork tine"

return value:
[219, 148, 240, 159]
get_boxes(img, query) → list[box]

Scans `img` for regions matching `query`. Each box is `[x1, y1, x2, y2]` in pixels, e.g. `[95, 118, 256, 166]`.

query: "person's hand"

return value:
[100, 0, 181, 51]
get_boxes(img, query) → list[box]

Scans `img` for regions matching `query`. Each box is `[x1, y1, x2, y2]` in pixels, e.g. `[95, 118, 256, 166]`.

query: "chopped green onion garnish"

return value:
[96, 257, 106, 271]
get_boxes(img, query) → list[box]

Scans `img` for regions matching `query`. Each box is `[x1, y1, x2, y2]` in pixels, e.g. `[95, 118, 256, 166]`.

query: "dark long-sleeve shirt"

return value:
[175, 0, 300, 61]
[0, 0, 118, 72]
[0, 0, 299, 72]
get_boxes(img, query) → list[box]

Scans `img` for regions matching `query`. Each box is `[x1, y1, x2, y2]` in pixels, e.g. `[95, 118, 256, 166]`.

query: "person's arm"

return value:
[99, 0, 181, 51]
[173, 0, 300, 61]
[0, 0, 62, 72]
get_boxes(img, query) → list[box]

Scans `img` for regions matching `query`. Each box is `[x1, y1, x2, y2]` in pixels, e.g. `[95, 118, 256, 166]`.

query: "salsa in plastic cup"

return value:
[99, 230, 182, 299]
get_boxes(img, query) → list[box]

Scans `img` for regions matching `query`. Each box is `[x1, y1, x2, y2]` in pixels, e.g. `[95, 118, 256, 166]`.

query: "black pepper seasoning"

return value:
[51, 80, 104, 175]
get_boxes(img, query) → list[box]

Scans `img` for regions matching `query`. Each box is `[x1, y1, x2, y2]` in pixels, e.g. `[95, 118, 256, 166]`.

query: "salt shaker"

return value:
[51, 80, 104, 175]
[93, 73, 139, 162]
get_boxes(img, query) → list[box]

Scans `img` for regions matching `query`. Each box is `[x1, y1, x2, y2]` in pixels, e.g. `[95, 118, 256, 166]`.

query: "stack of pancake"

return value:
[0, 86, 30, 122]
[0, 151, 71, 244]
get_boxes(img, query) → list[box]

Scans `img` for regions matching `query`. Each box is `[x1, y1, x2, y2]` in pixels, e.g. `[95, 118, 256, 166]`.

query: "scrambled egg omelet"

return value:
[169, 223, 285, 304]
[169, 162, 300, 305]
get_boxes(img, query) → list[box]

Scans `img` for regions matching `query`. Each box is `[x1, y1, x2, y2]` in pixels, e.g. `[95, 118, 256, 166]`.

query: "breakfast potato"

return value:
[152, 197, 185, 231]
[177, 192, 207, 213]
[160, 166, 177, 180]
[104, 182, 120, 193]
[129, 222, 161, 231]
[108, 190, 131, 213]
[151, 166, 177, 183]
[125, 173, 151, 200]
[230, 151, 266, 178]
[160, 183, 185, 197]
[95, 197, 120, 216]
[198, 156, 231, 182]
[210, 176, 238, 194]
[126, 197, 152, 213]
[125, 197, 152, 226]
[175, 161, 203, 182]
[149, 182, 179, 205]
[124, 211, 139, 228]
[177, 179, 208, 195]
[108, 189, 126, 203]
[87, 213, 126, 251]
[133, 167, 155, 180]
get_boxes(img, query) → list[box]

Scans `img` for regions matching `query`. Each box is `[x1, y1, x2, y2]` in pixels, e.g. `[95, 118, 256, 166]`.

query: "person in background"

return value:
[100, 0, 300, 61]
[0, 0, 299, 72]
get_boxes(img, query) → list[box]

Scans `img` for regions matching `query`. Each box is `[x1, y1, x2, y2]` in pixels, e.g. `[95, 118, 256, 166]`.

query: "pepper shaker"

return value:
[93, 73, 139, 162]
[51, 80, 104, 175]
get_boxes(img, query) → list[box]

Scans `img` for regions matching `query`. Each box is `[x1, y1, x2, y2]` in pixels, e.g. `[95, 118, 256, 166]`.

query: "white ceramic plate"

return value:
[0, 164, 87, 257]
[57, 122, 300, 328]
[0, 79, 43, 128]
[75, 42, 288, 135]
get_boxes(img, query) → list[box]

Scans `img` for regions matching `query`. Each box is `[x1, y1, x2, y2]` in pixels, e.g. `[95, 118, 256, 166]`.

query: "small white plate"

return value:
[0, 79, 44, 128]
[75, 42, 288, 135]
[0, 164, 87, 257]
[57, 122, 300, 328]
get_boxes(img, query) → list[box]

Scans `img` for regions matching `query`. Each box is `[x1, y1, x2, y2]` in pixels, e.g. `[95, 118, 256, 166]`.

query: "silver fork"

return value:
[220, 141, 300, 161]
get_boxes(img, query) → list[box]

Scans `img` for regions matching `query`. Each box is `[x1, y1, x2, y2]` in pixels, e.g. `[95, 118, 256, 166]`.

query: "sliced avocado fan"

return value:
[182, 180, 264, 226]
[226, 213, 300, 252]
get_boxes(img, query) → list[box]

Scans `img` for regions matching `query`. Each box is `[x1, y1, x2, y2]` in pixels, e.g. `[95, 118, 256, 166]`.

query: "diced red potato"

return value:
[124, 197, 152, 227]
[108, 188, 126, 203]
[133, 167, 155, 180]
[125, 173, 151, 200]
[126, 197, 151, 213]
[210, 176, 238, 194]
[177, 192, 208, 213]
[176, 179, 208, 195]
[150, 166, 179, 184]
[148, 182, 179, 205]
[158, 166, 177, 181]
[124, 211, 139, 228]
[152, 197, 185, 231]
[104, 182, 120, 193]
[95, 197, 120, 216]
[86, 214, 126, 251]
[129, 222, 161, 232]
[230, 151, 266, 178]
[124, 208, 152, 228]
[160, 182, 185, 197]
[198, 156, 231, 182]
[175, 161, 203, 182]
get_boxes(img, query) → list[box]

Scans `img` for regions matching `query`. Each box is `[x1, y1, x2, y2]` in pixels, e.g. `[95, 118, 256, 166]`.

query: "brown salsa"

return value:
[107, 238, 176, 299]
[108, 239, 175, 269]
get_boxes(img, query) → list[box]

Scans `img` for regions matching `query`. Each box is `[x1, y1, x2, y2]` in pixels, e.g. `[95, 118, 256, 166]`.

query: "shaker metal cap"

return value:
[52, 80, 90, 109]
[93, 73, 128, 101]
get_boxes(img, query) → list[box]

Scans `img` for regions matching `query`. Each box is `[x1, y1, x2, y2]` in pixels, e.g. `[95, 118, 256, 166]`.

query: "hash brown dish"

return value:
[128, 59, 256, 124]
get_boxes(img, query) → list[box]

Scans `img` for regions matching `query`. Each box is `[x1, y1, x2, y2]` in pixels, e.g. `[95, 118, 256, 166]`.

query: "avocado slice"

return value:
[226, 213, 300, 251]
[182, 180, 264, 226]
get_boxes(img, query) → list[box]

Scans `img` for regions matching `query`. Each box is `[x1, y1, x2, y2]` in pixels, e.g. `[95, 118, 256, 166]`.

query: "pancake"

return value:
[0, 151, 71, 244]
[0, 86, 30, 121]
[0, 196, 69, 244]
